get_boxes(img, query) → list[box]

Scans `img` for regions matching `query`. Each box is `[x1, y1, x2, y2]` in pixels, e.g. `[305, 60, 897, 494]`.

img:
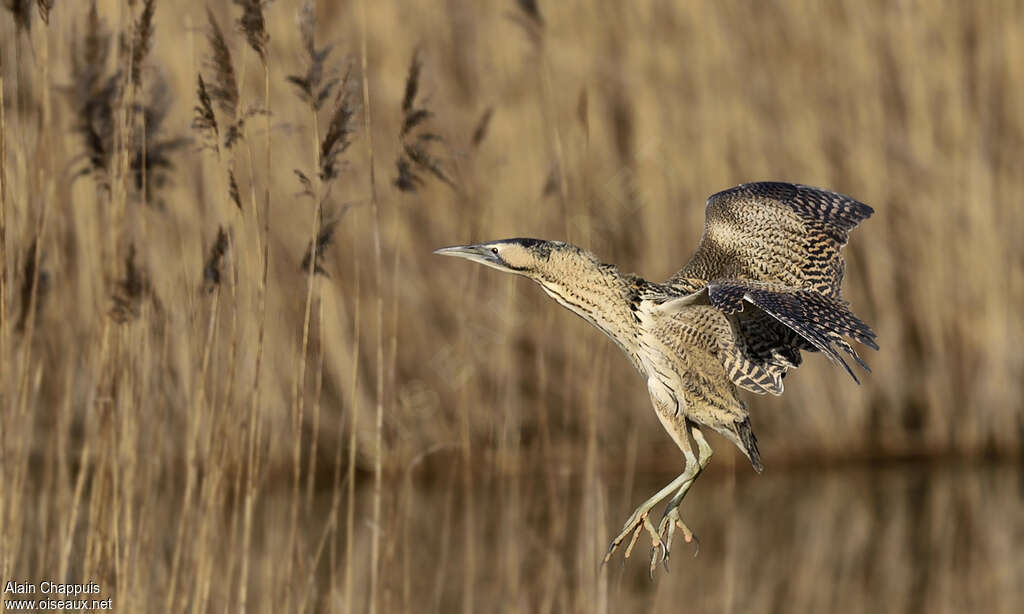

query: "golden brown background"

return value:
[1, 0, 1022, 612]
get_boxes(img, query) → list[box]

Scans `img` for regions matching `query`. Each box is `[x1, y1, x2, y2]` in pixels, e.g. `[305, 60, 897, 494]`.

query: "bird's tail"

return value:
[735, 418, 763, 473]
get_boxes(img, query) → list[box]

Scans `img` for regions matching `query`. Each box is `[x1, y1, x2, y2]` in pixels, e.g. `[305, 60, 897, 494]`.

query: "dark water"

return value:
[247, 462, 1024, 613]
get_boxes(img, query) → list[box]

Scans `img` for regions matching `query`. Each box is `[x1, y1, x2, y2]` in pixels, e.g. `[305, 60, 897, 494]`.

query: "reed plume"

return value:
[286, 2, 337, 112]
[192, 74, 219, 148]
[15, 238, 47, 332]
[3, 0, 32, 33]
[301, 218, 338, 277]
[202, 226, 230, 291]
[68, 2, 182, 203]
[234, 0, 269, 65]
[129, 0, 156, 87]
[110, 243, 159, 323]
[393, 50, 453, 192]
[204, 7, 247, 149]
[35, 0, 51, 23]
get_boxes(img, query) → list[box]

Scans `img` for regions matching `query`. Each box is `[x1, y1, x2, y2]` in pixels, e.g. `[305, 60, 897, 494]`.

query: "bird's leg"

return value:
[604, 425, 701, 569]
[602, 466, 697, 567]
[653, 423, 713, 568]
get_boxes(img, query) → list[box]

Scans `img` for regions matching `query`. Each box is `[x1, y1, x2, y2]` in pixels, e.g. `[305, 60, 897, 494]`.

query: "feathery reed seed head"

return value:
[204, 8, 239, 122]
[16, 238, 48, 332]
[393, 51, 454, 192]
[4, 0, 32, 33]
[203, 226, 230, 290]
[111, 244, 156, 323]
[319, 83, 357, 182]
[36, 0, 52, 24]
[130, 0, 157, 87]
[301, 218, 338, 277]
[192, 73, 219, 146]
[234, 0, 269, 64]
[287, 2, 339, 111]
[228, 169, 242, 210]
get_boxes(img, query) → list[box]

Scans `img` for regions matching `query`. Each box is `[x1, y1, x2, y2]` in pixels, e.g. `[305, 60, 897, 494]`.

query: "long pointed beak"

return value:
[433, 244, 508, 270]
[432, 245, 481, 258]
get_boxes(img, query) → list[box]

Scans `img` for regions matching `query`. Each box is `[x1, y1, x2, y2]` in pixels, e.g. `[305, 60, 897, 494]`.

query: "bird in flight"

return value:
[435, 182, 877, 574]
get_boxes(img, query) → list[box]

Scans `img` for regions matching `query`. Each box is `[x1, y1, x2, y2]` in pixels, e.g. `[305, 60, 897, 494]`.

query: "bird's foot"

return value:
[649, 507, 699, 575]
[603, 505, 663, 567]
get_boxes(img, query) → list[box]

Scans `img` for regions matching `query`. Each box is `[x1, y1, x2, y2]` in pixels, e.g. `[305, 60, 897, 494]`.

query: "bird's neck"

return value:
[534, 261, 640, 354]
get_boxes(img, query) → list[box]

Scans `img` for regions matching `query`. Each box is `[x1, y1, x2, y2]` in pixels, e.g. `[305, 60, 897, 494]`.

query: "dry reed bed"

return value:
[0, 0, 1021, 612]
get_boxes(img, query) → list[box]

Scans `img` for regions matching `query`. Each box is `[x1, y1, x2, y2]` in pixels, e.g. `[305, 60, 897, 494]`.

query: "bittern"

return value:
[435, 182, 877, 573]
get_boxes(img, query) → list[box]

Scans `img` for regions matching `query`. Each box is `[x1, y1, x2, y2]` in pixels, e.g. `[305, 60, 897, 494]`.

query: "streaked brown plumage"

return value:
[435, 182, 877, 574]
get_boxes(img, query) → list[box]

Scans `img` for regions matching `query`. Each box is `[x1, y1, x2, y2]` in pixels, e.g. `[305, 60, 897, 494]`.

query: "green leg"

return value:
[603, 432, 699, 568]
[651, 424, 713, 571]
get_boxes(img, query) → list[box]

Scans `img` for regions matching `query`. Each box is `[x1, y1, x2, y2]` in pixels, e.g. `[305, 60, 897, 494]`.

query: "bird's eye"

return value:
[490, 247, 499, 255]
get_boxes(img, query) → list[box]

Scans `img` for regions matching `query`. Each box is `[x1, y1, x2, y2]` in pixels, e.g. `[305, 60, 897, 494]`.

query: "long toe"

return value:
[603, 507, 663, 565]
[657, 508, 697, 566]
[603, 517, 641, 565]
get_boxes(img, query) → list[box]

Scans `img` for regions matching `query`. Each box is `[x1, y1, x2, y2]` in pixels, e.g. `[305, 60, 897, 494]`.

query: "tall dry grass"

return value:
[1, 0, 1022, 612]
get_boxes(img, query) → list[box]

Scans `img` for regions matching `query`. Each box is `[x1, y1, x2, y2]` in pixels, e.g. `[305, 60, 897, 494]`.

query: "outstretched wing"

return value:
[667, 182, 874, 298]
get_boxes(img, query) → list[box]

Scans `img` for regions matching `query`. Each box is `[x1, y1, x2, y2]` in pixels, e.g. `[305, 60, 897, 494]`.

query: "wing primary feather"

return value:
[745, 295, 861, 383]
[703, 282, 876, 384]
[832, 336, 871, 373]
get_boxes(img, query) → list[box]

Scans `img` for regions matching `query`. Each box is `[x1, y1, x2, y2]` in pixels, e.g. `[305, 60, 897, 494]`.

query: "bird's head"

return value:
[435, 238, 621, 337]
[433, 238, 574, 279]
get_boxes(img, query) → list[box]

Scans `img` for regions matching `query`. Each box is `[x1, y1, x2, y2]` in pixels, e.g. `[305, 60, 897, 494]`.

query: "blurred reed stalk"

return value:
[350, 0, 386, 611]
[0, 39, 7, 421]
[286, 0, 356, 587]
[342, 245, 361, 611]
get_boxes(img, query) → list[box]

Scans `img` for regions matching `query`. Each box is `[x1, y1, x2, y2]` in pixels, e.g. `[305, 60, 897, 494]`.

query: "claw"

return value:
[664, 514, 677, 556]
[601, 545, 614, 568]
[652, 507, 699, 569]
[648, 538, 667, 578]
